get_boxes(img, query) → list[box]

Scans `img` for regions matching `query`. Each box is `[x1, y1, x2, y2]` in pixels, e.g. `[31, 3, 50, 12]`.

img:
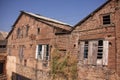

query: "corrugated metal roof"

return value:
[0, 31, 8, 40]
[22, 11, 71, 26]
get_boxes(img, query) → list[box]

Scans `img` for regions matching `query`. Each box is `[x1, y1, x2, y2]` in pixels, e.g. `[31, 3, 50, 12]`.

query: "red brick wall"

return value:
[115, 0, 120, 76]
[71, 0, 120, 79]
[6, 13, 71, 80]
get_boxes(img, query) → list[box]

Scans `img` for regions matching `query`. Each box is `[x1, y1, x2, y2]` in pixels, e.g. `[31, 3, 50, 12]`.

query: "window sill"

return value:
[101, 23, 115, 27]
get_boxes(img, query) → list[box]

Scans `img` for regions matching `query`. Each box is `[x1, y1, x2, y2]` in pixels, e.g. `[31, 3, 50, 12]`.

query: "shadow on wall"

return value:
[11, 72, 31, 80]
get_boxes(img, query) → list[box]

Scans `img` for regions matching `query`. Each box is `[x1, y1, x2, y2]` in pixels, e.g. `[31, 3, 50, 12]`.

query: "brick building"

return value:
[0, 31, 7, 79]
[6, 0, 120, 80]
[6, 11, 71, 80]
[69, 0, 120, 79]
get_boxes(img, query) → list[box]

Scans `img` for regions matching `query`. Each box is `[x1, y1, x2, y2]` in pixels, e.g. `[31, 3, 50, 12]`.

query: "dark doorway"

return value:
[12, 72, 31, 80]
[0, 62, 4, 74]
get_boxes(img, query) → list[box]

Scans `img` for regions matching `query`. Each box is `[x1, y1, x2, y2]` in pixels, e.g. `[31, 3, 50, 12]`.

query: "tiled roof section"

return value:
[0, 31, 8, 40]
[22, 11, 71, 26]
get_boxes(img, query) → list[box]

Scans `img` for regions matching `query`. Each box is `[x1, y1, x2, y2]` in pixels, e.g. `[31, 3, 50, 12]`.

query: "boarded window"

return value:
[88, 41, 98, 65]
[80, 40, 109, 65]
[103, 15, 111, 25]
[36, 44, 49, 61]
[26, 25, 29, 37]
[19, 45, 24, 62]
[17, 28, 21, 38]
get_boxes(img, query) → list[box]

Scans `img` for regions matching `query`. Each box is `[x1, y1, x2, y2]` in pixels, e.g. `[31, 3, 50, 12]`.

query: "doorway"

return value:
[0, 62, 3, 74]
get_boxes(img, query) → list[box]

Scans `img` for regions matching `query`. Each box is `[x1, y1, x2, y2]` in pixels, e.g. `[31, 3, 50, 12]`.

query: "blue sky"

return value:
[0, 0, 107, 32]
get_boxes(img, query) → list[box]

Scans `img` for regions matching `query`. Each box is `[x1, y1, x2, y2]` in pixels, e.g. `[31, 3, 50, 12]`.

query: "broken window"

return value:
[36, 44, 49, 61]
[97, 40, 103, 59]
[84, 41, 88, 58]
[103, 15, 111, 25]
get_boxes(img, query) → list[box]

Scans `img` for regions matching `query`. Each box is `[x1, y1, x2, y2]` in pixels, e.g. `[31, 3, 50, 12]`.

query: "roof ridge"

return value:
[21, 11, 71, 26]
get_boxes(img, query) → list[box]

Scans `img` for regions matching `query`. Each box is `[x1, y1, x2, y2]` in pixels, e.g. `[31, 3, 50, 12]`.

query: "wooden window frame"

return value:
[80, 40, 109, 65]
[103, 14, 111, 25]
[97, 40, 103, 59]
[36, 44, 49, 61]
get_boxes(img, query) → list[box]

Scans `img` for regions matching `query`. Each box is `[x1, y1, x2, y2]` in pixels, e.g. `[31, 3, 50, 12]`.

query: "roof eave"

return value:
[21, 11, 72, 27]
[72, 0, 111, 31]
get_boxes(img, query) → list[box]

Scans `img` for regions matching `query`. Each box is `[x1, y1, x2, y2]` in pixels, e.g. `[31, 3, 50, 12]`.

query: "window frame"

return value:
[79, 39, 109, 65]
[84, 41, 88, 59]
[36, 44, 49, 61]
[97, 40, 103, 59]
[37, 27, 40, 35]
[103, 14, 111, 25]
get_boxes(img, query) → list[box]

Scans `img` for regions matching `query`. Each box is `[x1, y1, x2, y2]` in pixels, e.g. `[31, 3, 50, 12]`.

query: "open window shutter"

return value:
[35, 45, 38, 59]
[41, 45, 45, 60]
[79, 41, 85, 61]
[103, 41, 109, 65]
[92, 41, 98, 65]
[43, 45, 47, 61]
[88, 41, 93, 64]
[88, 41, 98, 65]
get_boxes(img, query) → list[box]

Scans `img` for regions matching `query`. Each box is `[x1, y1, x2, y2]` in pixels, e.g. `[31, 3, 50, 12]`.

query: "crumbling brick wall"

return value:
[71, 0, 120, 79]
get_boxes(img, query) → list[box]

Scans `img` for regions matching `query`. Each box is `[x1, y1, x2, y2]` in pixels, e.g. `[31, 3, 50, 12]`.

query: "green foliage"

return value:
[50, 47, 78, 80]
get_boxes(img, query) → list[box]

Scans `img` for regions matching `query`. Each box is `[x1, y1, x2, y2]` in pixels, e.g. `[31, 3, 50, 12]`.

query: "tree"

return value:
[50, 46, 78, 80]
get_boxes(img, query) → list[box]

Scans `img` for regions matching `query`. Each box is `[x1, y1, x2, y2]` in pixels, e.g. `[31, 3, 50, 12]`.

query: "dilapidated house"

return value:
[6, 0, 120, 80]
[69, 0, 120, 79]
[6, 11, 71, 80]
[0, 31, 7, 79]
